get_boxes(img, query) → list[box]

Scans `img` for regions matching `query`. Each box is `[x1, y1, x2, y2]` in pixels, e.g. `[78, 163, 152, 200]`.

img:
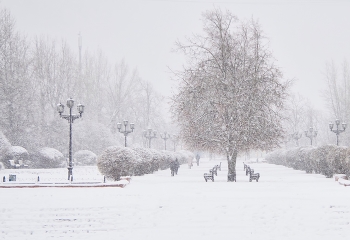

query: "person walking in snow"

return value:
[170, 159, 180, 176]
[170, 160, 176, 176]
[174, 158, 180, 174]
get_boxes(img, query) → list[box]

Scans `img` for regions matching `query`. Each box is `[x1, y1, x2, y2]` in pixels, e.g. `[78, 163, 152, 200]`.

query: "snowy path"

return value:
[0, 158, 350, 240]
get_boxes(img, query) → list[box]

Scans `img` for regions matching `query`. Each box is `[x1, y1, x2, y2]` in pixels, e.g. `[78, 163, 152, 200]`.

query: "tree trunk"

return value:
[227, 150, 238, 182]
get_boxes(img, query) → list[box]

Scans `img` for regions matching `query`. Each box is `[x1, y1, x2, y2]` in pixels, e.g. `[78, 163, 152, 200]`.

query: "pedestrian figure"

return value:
[170, 158, 180, 176]
[195, 153, 200, 166]
[170, 161, 175, 176]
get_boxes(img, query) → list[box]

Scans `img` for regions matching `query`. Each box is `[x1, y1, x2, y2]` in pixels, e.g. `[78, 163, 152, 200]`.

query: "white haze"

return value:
[2, 0, 350, 111]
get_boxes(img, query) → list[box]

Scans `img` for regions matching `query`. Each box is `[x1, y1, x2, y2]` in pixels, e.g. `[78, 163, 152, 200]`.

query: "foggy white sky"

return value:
[2, 0, 350, 111]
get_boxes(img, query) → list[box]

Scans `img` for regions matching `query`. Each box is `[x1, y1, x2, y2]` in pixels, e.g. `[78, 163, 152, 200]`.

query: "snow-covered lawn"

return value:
[0, 166, 105, 183]
[0, 158, 350, 240]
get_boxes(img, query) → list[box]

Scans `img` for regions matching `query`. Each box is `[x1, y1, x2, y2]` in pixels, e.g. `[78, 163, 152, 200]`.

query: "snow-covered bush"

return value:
[285, 147, 300, 170]
[265, 150, 278, 164]
[132, 147, 153, 176]
[97, 147, 136, 181]
[315, 145, 337, 178]
[73, 150, 97, 166]
[0, 131, 11, 167]
[3, 146, 30, 168]
[265, 149, 286, 166]
[267, 145, 347, 178]
[327, 146, 347, 176]
[10, 146, 29, 160]
[299, 147, 316, 173]
[309, 148, 320, 174]
[159, 150, 175, 170]
[148, 148, 163, 172]
[104, 146, 124, 154]
[344, 148, 350, 176]
[31, 147, 65, 169]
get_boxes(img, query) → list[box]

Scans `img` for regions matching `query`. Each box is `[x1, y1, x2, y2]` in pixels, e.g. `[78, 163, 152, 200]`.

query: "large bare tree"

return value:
[171, 9, 289, 181]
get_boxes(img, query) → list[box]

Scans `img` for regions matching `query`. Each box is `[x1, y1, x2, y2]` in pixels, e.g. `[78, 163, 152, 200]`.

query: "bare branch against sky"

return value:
[1, 0, 350, 109]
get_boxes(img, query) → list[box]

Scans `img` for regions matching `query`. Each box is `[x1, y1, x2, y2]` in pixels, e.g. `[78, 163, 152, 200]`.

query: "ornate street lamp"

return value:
[143, 128, 157, 148]
[304, 127, 317, 146]
[291, 132, 302, 147]
[160, 132, 171, 150]
[329, 119, 346, 146]
[117, 120, 135, 147]
[57, 97, 84, 181]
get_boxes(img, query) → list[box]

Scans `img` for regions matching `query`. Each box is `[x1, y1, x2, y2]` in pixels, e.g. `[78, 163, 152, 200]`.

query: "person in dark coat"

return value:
[170, 159, 180, 176]
[174, 158, 180, 174]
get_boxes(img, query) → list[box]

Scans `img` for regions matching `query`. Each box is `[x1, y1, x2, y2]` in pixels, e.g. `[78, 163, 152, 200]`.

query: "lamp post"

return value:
[329, 119, 347, 146]
[160, 132, 170, 150]
[57, 97, 84, 181]
[143, 128, 157, 148]
[304, 127, 317, 146]
[291, 132, 302, 147]
[117, 120, 135, 147]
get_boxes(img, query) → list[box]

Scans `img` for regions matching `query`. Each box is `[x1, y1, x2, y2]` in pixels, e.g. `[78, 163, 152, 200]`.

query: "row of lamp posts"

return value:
[291, 119, 347, 147]
[111, 123, 177, 150]
[57, 98, 347, 181]
[143, 129, 177, 150]
[57, 97, 179, 181]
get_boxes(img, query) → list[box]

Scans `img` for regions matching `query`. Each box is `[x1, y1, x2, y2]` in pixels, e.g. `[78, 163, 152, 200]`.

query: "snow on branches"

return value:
[171, 9, 289, 180]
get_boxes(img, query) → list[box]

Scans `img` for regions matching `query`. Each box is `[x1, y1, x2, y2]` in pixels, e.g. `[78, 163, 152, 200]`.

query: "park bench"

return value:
[245, 166, 254, 176]
[209, 166, 218, 176]
[8, 159, 28, 169]
[8, 160, 20, 169]
[204, 170, 214, 182]
[249, 172, 260, 182]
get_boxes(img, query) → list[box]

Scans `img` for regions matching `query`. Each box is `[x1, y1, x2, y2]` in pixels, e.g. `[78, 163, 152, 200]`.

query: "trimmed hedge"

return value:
[97, 147, 192, 181]
[266, 145, 350, 178]
[97, 147, 136, 181]
[73, 150, 97, 166]
[132, 147, 153, 176]
[31, 147, 65, 169]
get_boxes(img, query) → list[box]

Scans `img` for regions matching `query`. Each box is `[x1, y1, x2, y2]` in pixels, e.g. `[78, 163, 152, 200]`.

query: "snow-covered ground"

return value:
[0, 157, 350, 240]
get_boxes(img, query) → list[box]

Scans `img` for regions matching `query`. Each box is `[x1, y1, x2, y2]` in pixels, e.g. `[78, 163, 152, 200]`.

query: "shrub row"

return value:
[265, 145, 350, 178]
[97, 146, 194, 181]
[0, 146, 97, 169]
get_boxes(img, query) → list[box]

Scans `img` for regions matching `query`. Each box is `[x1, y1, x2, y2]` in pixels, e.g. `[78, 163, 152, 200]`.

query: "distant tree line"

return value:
[0, 7, 173, 159]
[281, 59, 350, 149]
